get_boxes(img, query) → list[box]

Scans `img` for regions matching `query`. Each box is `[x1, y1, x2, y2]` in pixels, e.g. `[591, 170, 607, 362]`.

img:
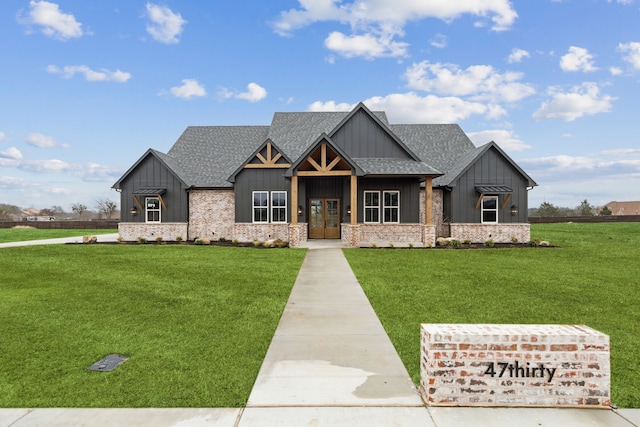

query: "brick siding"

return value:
[420, 324, 610, 408]
[188, 189, 235, 240]
[118, 222, 188, 241]
[450, 223, 530, 243]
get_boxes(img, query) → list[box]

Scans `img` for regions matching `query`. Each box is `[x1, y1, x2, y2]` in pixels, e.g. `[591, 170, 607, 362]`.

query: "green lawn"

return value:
[0, 228, 115, 243]
[0, 245, 306, 407]
[344, 222, 640, 408]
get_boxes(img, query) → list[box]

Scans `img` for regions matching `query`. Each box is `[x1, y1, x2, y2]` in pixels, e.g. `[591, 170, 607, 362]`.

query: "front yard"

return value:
[0, 245, 306, 407]
[344, 222, 640, 408]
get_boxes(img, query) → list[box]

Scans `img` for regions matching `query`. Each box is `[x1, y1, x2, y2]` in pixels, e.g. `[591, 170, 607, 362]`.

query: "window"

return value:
[253, 191, 268, 223]
[481, 196, 498, 223]
[145, 197, 161, 223]
[253, 191, 287, 223]
[383, 191, 399, 223]
[271, 191, 287, 223]
[364, 191, 379, 223]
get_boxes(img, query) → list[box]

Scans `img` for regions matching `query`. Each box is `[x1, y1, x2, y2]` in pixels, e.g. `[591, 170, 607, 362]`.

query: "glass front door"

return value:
[308, 198, 340, 239]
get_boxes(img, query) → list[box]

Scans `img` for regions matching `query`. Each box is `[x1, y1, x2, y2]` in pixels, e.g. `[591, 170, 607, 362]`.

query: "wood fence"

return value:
[528, 215, 640, 223]
[0, 220, 119, 229]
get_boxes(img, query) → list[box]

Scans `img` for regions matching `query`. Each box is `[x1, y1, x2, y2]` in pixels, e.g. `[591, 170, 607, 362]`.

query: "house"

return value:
[602, 201, 640, 216]
[112, 103, 537, 247]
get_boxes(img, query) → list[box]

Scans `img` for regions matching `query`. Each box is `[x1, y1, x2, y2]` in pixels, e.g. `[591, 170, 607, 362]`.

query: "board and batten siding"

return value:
[331, 109, 413, 159]
[450, 147, 529, 224]
[234, 168, 291, 223]
[119, 154, 189, 223]
[357, 178, 421, 224]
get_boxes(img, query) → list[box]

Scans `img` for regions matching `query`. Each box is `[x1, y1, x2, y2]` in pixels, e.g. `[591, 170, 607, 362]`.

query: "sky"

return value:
[1, 0, 639, 212]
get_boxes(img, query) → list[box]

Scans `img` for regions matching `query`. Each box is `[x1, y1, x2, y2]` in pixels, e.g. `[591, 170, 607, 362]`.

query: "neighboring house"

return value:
[603, 201, 640, 216]
[112, 103, 537, 247]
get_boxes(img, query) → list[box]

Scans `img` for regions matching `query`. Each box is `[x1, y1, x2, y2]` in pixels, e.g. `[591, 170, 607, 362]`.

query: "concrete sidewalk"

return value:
[0, 233, 119, 248]
[1, 241, 639, 426]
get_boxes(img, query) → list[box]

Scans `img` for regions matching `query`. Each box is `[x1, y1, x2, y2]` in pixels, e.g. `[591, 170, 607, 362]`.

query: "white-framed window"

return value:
[145, 197, 161, 223]
[481, 196, 498, 223]
[271, 191, 287, 223]
[364, 191, 380, 223]
[383, 191, 400, 223]
[252, 191, 269, 223]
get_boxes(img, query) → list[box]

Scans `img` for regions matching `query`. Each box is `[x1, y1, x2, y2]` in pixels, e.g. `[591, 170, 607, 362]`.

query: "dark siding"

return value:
[332, 110, 412, 159]
[300, 177, 348, 223]
[357, 178, 420, 223]
[451, 147, 529, 223]
[235, 168, 291, 222]
[119, 155, 188, 222]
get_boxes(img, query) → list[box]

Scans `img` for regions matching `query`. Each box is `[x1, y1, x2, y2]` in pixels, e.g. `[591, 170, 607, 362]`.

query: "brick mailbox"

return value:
[420, 324, 610, 408]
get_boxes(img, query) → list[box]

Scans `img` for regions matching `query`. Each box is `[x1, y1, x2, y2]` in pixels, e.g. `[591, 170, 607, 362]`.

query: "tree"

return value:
[96, 199, 118, 219]
[0, 204, 21, 221]
[599, 206, 612, 216]
[535, 202, 562, 217]
[71, 203, 88, 219]
[577, 199, 594, 216]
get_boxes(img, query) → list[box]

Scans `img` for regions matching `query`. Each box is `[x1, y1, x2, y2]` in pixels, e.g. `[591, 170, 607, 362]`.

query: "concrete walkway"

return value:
[1, 238, 639, 426]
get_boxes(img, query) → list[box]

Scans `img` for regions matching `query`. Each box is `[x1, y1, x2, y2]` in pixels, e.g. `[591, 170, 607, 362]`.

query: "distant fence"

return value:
[0, 220, 119, 229]
[529, 215, 640, 223]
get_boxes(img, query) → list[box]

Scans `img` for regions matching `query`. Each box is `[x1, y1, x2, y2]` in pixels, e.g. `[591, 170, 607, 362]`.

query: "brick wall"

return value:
[233, 223, 289, 242]
[118, 222, 188, 241]
[188, 189, 235, 240]
[420, 324, 610, 408]
[450, 223, 530, 243]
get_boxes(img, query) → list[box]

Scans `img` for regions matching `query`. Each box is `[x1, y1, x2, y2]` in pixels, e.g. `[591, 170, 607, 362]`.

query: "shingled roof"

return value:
[116, 106, 501, 189]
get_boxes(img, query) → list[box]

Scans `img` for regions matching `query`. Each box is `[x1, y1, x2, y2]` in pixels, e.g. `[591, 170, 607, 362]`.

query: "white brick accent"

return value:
[188, 189, 235, 241]
[118, 223, 188, 241]
[421, 324, 610, 408]
[450, 223, 530, 243]
[233, 223, 289, 242]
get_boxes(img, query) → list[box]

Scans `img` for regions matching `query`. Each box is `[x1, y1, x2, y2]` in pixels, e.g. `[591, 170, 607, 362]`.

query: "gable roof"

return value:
[285, 133, 365, 177]
[114, 105, 534, 190]
[112, 148, 190, 190]
[435, 141, 537, 188]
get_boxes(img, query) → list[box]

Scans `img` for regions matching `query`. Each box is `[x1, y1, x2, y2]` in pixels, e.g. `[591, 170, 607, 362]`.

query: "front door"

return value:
[309, 198, 340, 239]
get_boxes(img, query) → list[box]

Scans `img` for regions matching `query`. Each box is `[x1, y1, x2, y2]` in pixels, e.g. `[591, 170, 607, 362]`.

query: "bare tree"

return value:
[96, 199, 118, 219]
[71, 203, 88, 219]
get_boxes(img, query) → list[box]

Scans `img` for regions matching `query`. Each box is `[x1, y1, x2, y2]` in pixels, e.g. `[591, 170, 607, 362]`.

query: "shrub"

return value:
[371, 242, 378, 248]
[219, 237, 227, 242]
[463, 239, 472, 245]
[232, 239, 239, 245]
[155, 236, 164, 243]
[529, 240, 539, 247]
[388, 242, 394, 248]
[116, 236, 125, 243]
[450, 239, 461, 248]
[484, 238, 495, 247]
[176, 236, 183, 242]
[253, 240, 261, 248]
[274, 238, 288, 248]
[408, 242, 414, 249]
[137, 236, 147, 244]
[511, 236, 519, 244]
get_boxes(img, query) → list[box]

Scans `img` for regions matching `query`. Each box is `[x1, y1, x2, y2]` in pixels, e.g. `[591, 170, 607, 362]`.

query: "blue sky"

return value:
[1, 0, 639, 212]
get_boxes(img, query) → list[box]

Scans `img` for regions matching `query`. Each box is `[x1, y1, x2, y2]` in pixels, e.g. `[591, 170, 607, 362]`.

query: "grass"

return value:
[343, 222, 640, 408]
[0, 245, 306, 407]
[0, 228, 115, 243]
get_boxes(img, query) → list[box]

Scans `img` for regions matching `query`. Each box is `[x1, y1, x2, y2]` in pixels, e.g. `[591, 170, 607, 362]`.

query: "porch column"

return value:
[350, 175, 357, 225]
[425, 176, 433, 225]
[291, 175, 298, 225]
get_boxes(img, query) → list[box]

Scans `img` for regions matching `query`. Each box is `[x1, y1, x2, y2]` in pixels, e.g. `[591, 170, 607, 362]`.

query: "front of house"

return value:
[113, 103, 536, 247]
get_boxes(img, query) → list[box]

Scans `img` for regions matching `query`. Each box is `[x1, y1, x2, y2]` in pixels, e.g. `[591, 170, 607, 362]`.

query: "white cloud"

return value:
[0, 147, 23, 160]
[507, 48, 530, 63]
[274, 0, 518, 35]
[169, 79, 207, 99]
[273, 1, 517, 59]
[145, 3, 187, 44]
[47, 65, 131, 82]
[618, 42, 640, 70]
[430, 33, 447, 49]
[404, 61, 535, 103]
[236, 83, 268, 102]
[0, 156, 122, 181]
[309, 92, 498, 123]
[0, 132, 8, 142]
[532, 82, 615, 121]
[467, 129, 531, 151]
[609, 66, 623, 76]
[560, 46, 598, 72]
[19, 1, 83, 40]
[25, 133, 69, 148]
[325, 31, 408, 59]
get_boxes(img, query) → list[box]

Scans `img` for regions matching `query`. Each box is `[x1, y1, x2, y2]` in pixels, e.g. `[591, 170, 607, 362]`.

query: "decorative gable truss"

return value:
[297, 142, 353, 176]
[244, 140, 291, 169]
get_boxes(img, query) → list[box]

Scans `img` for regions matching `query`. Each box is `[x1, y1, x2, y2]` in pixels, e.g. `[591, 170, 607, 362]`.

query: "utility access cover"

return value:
[87, 354, 129, 372]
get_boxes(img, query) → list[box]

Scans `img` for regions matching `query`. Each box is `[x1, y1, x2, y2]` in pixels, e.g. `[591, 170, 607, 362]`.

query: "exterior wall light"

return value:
[510, 204, 518, 216]
[130, 206, 138, 216]
[347, 205, 351, 215]
[298, 205, 303, 215]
